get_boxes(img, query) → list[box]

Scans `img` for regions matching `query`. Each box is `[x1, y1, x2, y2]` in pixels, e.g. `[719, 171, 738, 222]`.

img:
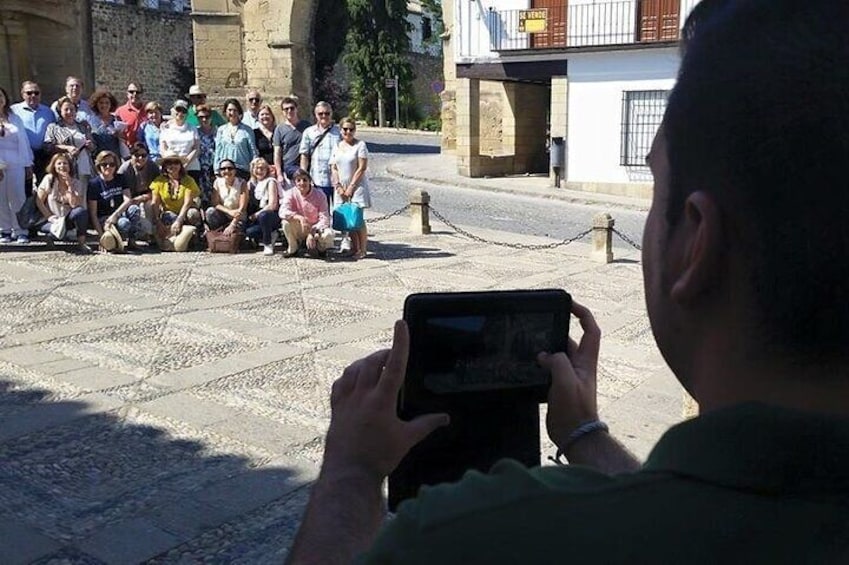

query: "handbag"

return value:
[332, 202, 365, 231]
[16, 196, 45, 231]
[205, 228, 242, 253]
[49, 215, 68, 240]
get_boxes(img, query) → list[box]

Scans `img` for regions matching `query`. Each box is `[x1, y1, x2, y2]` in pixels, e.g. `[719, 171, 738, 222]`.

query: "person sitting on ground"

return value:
[149, 151, 201, 252]
[88, 89, 127, 159]
[280, 168, 333, 258]
[205, 159, 248, 240]
[288, 0, 849, 562]
[245, 157, 282, 255]
[88, 150, 140, 252]
[35, 152, 91, 254]
[117, 142, 159, 240]
[330, 116, 372, 260]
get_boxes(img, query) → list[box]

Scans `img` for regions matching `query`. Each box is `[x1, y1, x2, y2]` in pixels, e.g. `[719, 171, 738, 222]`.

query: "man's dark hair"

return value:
[664, 0, 849, 361]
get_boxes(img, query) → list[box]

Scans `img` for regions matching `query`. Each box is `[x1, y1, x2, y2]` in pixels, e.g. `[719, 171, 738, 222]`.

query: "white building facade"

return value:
[449, 0, 698, 196]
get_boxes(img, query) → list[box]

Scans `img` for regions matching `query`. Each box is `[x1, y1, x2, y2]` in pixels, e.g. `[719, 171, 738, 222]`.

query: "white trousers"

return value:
[282, 219, 334, 253]
[0, 166, 26, 234]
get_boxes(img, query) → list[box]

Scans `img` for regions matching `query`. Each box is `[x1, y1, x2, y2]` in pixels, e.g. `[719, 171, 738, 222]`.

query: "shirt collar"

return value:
[644, 402, 849, 493]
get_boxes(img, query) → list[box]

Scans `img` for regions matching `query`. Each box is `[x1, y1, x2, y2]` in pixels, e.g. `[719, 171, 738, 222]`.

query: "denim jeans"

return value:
[39, 206, 89, 239]
[245, 210, 282, 245]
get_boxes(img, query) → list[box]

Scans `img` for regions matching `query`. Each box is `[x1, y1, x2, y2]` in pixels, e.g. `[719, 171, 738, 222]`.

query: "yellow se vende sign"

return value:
[518, 9, 549, 33]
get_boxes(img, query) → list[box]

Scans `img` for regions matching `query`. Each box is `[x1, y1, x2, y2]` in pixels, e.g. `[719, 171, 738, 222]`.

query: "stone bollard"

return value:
[409, 189, 431, 235]
[591, 213, 614, 263]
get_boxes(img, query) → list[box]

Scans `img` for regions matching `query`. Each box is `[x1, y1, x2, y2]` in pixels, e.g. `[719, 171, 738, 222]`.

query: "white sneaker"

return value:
[340, 234, 352, 253]
[263, 244, 274, 256]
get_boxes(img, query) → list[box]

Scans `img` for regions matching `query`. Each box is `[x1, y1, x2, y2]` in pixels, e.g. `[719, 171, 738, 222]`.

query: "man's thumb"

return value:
[406, 413, 450, 445]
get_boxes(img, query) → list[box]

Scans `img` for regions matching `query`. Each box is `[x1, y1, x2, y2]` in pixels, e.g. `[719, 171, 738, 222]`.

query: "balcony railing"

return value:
[488, 0, 681, 52]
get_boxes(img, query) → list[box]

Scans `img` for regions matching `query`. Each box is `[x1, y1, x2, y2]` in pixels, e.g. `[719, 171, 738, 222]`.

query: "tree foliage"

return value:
[343, 0, 414, 120]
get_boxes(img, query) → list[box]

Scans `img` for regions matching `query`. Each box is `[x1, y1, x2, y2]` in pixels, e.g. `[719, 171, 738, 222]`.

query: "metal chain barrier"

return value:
[366, 204, 411, 224]
[612, 227, 642, 251]
[430, 206, 592, 250]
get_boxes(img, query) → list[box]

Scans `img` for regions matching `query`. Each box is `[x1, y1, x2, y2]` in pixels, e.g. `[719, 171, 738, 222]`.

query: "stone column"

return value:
[591, 213, 614, 264]
[409, 189, 431, 235]
[456, 77, 481, 177]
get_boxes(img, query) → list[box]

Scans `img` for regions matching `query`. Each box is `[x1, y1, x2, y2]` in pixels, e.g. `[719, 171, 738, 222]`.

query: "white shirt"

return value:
[159, 121, 200, 171]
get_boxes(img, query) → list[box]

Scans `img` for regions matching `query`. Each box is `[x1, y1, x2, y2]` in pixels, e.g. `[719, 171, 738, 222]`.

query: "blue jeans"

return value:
[116, 205, 142, 239]
[245, 210, 282, 245]
[39, 206, 89, 238]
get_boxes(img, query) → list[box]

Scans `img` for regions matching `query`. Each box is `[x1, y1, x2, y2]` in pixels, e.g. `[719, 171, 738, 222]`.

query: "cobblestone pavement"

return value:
[0, 213, 682, 563]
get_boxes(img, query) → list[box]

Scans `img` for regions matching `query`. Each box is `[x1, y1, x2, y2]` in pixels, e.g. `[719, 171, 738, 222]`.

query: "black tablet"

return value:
[388, 289, 571, 511]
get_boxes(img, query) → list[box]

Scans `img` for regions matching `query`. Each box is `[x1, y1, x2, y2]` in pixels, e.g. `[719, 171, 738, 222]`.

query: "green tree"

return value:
[343, 0, 413, 122]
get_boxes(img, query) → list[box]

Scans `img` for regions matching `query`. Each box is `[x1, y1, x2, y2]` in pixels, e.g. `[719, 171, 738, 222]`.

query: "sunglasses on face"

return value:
[24, 90, 40, 96]
[198, 114, 210, 119]
[99, 162, 117, 169]
[220, 166, 235, 171]
[174, 107, 187, 114]
[341, 127, 355, 132]
[133, 153, 148, 159]
[317, 112, 330, 116]
[127, 90, 141, 94]
[248, 97, 261, 103]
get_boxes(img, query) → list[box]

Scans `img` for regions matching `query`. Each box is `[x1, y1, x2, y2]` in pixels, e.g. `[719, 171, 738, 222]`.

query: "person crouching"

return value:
[280, 168, 333, 258]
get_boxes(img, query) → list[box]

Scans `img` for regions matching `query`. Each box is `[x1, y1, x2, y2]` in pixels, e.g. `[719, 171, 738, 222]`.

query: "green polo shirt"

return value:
[186, 106, 226, 128]
[361, 403, 849, 563]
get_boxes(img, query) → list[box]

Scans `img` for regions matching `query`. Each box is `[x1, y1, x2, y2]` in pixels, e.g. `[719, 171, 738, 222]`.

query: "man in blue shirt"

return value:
[10, 81, 54, 195]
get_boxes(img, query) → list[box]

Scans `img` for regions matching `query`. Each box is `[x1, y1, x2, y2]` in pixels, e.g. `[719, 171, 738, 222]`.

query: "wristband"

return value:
[550, 420, 609, 465]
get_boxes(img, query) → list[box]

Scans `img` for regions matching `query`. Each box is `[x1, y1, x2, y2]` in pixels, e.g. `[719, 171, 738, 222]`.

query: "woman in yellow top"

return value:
[150, 151, 202, 251]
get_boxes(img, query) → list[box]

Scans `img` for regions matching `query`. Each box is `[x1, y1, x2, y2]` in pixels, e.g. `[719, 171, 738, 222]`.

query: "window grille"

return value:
[620, 90, 669, 166]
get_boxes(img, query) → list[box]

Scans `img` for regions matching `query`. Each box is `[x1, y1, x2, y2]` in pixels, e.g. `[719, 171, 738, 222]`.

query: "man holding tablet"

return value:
[289, 1, 849, 561]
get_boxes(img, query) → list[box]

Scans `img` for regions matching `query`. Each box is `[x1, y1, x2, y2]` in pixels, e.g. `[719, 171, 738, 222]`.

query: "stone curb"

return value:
[384, 164, 653, 212]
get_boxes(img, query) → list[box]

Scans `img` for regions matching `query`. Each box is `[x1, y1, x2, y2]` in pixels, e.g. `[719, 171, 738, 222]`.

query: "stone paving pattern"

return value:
[0, 214, 681, 563]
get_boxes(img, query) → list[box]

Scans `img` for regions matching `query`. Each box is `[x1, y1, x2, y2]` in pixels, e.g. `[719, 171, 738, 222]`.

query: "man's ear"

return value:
[669, 191, 724, 304]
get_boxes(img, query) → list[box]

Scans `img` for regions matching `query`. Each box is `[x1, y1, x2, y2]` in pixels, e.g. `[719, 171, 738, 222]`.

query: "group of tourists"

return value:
[0, 77, 372, 258]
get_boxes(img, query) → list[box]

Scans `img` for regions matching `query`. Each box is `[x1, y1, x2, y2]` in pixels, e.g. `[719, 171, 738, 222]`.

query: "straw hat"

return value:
[187, 85, 206, 97]
[99, 224, 125, 253]
[158, 151, 184, 167]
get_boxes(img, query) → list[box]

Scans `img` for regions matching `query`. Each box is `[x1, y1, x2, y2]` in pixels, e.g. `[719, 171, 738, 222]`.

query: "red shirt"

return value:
[116, 102, 143, 146]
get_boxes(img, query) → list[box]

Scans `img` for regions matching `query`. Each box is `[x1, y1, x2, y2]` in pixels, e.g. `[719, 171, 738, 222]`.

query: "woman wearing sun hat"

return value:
[149, 151, 201, 251]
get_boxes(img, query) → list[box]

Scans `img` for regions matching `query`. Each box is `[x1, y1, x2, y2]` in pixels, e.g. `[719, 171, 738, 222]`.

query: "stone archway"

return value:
[191, 0, 318, 107]
[0, 0, 94, 102]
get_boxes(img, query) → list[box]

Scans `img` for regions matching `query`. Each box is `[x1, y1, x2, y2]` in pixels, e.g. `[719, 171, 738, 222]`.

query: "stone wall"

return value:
[0, 0, 94, 103]
[91, 1, 194, 108]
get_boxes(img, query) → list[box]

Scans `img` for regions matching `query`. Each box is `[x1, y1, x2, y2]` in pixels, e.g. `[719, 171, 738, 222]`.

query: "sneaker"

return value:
[16, 234, 29, 244]
[283, 249, 298, 258]
[340, 234, 352, 253]
[262, 244, 274, 256]
[0, 233, 11, 244]
[76, 242, 93, 255]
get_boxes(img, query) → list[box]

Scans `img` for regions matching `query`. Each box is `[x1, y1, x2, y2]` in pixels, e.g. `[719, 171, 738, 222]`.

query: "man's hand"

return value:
[171, 220, 182, 236]
[288, 322, 449, 564]
[299, 216, 310, 233]
[538, 300, 601, 450]
[323, 321, 450, 480]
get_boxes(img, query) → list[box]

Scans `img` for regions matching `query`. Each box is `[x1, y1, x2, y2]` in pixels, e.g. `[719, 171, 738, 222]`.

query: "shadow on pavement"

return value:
[365, 142, 440, 155]
[0, 378, 309, 563]
[369, 240, 455, 261]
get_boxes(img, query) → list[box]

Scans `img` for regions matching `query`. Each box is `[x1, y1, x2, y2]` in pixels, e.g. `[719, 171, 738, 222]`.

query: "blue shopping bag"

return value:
[332, 202, 365, 231]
